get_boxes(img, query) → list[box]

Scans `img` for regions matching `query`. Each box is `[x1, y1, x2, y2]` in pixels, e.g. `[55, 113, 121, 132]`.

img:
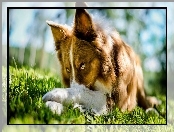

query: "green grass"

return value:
[7, 66, 167, 124]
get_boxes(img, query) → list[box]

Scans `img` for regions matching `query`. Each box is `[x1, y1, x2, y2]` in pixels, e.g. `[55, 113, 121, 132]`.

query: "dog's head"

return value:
[47, 8, 115, 93]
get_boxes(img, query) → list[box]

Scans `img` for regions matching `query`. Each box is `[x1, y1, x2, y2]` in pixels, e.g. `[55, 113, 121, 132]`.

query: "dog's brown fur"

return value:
[47, 8, 159, 112]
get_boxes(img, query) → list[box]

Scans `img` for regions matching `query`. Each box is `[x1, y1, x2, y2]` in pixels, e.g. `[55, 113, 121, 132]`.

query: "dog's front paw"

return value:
[45, 101, 63, 115]
[42, 88, 68, 103]
[145, 107, 159, 116]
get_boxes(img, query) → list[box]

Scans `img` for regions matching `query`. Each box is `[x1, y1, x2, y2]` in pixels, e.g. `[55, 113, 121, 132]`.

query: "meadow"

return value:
[6, 65, 168, 125]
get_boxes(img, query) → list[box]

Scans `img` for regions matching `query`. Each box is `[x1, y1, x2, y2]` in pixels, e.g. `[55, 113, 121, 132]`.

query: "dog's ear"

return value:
[75, 2, 87, 7]
[46, 20, 71, 50]
[73, 9, 97, 42]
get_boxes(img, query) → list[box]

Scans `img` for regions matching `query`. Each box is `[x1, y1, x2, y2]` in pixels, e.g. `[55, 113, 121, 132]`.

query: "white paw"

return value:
[42, 88, 68, 103]
[45, 101, 63, 115]
[146, 108, 159, 116]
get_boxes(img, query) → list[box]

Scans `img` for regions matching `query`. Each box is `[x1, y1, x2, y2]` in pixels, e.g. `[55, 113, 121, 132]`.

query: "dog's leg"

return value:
[136, 63, 161, 111]
[126, 77, 138, 111]
[116, 82, 137, 112]
[112, 81, 129, 112]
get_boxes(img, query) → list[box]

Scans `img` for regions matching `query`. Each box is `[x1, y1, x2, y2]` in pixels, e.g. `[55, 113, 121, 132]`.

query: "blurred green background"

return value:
[2, 2, 169, 96]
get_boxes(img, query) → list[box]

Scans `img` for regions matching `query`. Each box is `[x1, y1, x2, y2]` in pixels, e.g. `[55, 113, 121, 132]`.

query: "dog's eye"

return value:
[66, 68, 70, 73]
[80, 63, 85, 70]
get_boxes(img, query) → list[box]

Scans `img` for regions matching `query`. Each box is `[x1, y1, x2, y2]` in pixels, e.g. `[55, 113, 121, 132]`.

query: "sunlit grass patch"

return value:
[7, 66, 167, 124]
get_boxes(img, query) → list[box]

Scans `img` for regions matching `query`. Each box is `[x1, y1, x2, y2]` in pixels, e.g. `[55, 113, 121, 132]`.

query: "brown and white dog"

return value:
[42, 7, 160, 115]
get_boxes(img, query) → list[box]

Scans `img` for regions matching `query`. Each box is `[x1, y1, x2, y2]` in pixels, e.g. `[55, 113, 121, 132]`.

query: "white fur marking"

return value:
[56, 54, 63, 86]
[69, 41, 76, 87]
